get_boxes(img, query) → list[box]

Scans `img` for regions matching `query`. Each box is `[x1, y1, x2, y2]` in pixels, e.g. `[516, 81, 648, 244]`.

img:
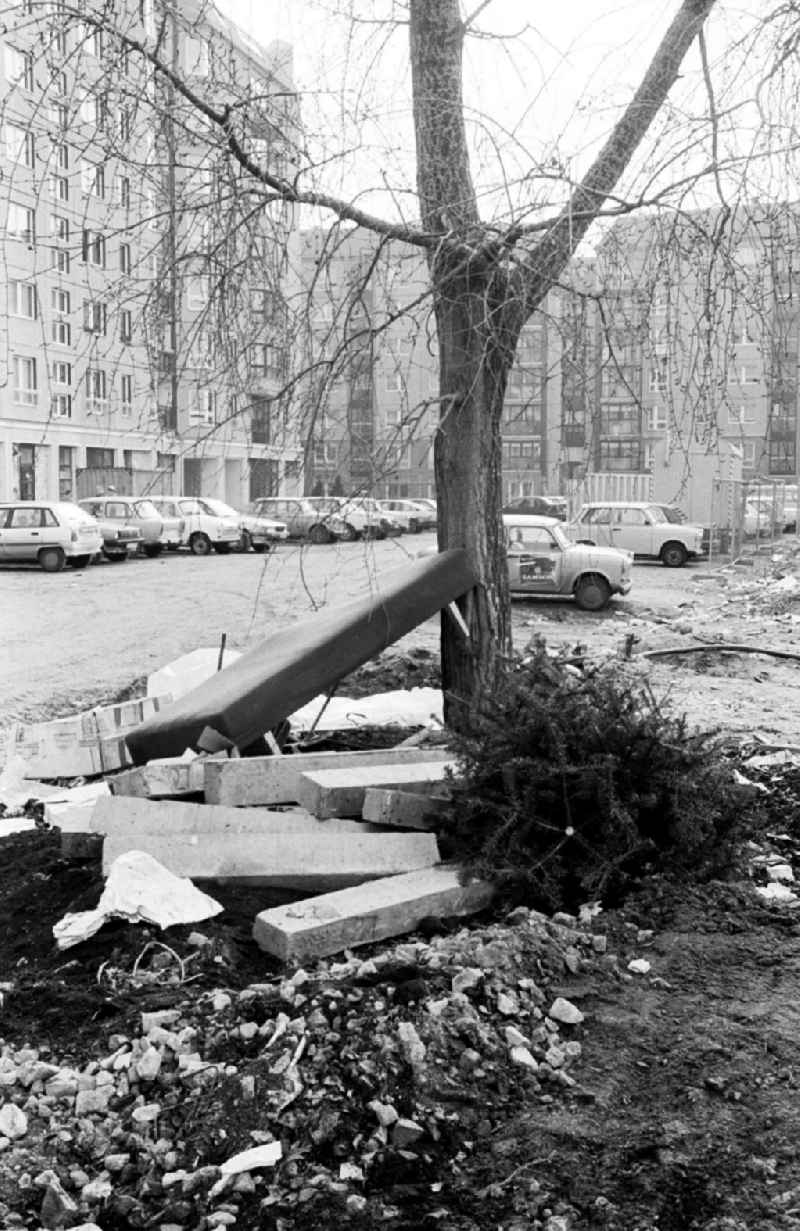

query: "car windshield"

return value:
[551, 523, 570, 549]
[645, 505, 670, 523]
[134, 500, 159, 518]
[200, 499, 237, 517]
[177, 499, 205, 515]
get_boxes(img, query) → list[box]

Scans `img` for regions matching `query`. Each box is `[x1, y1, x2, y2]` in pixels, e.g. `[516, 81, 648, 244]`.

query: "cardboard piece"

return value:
[204, 747, 450, 807]
[297, 760, 455, 818]
[101, 827, 440, 889]
[126, 550, 475, 764]
[361, 787, 449, 830]
[0, 696, 171, 780]
[252, 865, 494, 960]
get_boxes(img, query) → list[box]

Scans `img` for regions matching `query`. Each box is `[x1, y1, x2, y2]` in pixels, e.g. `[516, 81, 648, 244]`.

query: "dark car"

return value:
[503, 496, 567, 520]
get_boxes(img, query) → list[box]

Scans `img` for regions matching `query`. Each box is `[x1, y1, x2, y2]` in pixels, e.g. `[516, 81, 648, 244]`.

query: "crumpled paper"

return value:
[53, 850, 223, 949]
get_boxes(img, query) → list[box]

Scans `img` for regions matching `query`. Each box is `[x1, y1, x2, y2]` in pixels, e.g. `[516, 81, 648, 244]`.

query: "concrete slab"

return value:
[84, 795, 378, 835]
[252, 865, 494, 960]
[101, 828, 440, 889]
[204, 747, 450, 807]
[361, 788, 449, 830]
[110, 758, 206, 799]
[297, 760, 455, 818]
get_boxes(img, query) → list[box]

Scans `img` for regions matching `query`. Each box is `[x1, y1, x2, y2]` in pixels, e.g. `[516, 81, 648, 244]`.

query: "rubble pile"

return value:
[0, 908, 602, 1229]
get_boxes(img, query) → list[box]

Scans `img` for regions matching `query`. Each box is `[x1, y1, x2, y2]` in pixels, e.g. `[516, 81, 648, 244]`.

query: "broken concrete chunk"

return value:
[102, 828, 439, 890]
[548, 996, 585, 1025]
[204, 747, 449, 807]
[361, 787, 449, 830]
[297, 760, 455, 819]
[252, 864, 494, 960]
[109, 757, 206, 800]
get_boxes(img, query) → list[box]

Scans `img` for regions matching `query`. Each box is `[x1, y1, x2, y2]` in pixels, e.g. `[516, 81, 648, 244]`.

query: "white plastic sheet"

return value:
[289, 687, 443, 733]
[147, 647, 242, 702]
[53, 849, 223, 950]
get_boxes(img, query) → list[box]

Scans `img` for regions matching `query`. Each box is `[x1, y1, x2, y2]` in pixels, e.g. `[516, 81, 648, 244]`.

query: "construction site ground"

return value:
[1, 538, 800, 1228]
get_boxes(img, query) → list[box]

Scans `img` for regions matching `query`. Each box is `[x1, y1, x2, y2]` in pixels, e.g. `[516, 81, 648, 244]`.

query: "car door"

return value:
[611, 507, 652, 556]
[579, 506, 614, 546]
[0, 507, 10, 560]
[506, 525, 562, 593]
[3, 505, 46, 560]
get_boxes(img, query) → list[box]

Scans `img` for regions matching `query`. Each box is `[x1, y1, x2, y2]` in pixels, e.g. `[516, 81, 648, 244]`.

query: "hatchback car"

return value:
[78, 496, 155, 559]
[149, 496, 241, 555]
[565, 501, 705, 567]
[252, 497, 347, 544]
[504, 515, 632, 610]
[378, 499, 437, 533]
[0, 501, 103, 572]
[199, 498, 288, 552]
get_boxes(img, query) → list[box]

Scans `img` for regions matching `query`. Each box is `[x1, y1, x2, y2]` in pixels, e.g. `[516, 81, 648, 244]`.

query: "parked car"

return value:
[378, 499, 437, 533]
[503, 495, 567, 520]
[306, 496, 401, 540]
[504, 514, 632, 610]
[78, 495, 178, 557]
[565, 501, 705, 567]
[149, 496, 241, 555]
[652, 504, 687, 524]
[76, 498, 141, 561]
[199, 498, 288, 552]
[0, 501, 103, 572]
[251, 497, 347, 544]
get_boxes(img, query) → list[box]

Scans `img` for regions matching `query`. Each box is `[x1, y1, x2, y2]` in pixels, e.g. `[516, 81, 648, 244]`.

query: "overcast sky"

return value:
[213, 1, 777, 229]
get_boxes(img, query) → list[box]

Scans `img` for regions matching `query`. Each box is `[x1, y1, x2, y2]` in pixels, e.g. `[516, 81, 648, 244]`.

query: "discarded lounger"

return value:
[125, 549, 475, 765]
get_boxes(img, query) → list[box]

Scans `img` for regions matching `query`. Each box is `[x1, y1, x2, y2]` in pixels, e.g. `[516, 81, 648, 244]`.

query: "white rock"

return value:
[131, 1102, 161, 1124]
[496, 991, 518, 1016]
[545, 1045, 566, 1068]
[135, 1046, 162, 1081]
[340, 1162, 364, 1181]
[74, 1088, 112, 1115]
[397, 1021, 426, 1067]
[548, 996, 584, 1025]
[0, 1104, 27, 1139]
[504, 1026, 530, 1048]
[627, 959, 651, 975]
[211, 992, 232, 1012]
[81, 1177, 113, 1201]
[451, 967, 483, 994]
[510, 1046, 539, 1072]
[369, 1099, 399, 1127]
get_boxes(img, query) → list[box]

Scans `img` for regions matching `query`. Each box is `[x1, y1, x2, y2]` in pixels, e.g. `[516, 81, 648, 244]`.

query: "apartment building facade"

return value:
[0, 0, 301, 505]
[298, 226, 559, 502]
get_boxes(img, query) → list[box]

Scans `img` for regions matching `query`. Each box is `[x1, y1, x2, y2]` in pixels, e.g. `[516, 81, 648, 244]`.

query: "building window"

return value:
[120, 309, 133, 343]
[83, 300, 107, 334]
[59, 445, 74, 497]
[249, 343, 285, 380]
[120, 374, 133, 416]
[9, 280, 37, 319]
[85, 368, 108, 413]
[51, 393, 73, 419]
[120, 243, 131, 274]
[598, 439, 643, 472]
[81, 160, 106, 198]
[116, 176, 131, 207]
[8, 202, 35, 245]
[82, 229, 106, 266]
[728, 364, 759, 386]
[52, 360, 72, 386]
[51, 287, 72, 346]
[117, 108, 131, 141]
[5, 122, 35, 167]
[649, 356, 669, 392]
[51, 319, 71, 346]
[384, 371, 403, 393]
[50, 174, 69, 201]
[86, 446, 114, 468]
[52, 286, 71, 316]
[191, 389, 217, 424]
[5, 46, 34, 91]
[728, 405, 756, 425]
[12, 356, 38, 405]
[649, 404, 667, 430]
[251, 396, 271, 443]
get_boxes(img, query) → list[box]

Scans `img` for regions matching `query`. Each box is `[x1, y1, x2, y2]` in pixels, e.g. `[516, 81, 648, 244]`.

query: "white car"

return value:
[149, 496, 241, 556]
[378, 499, 437, 533]
[0, 501, 103, 572]
[566, 501, 705, 567]
[199, 498, 289, 552]
[505, 514, 632, 610]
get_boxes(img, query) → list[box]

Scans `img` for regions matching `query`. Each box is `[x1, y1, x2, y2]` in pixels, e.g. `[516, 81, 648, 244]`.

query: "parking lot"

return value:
[0, 535, 701, 723]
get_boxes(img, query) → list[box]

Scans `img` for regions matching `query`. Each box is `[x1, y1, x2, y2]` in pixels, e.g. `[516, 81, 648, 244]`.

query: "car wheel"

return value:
[409, 519, 420, 533]
[338, 522, 359, 542]
[143, 543, 163, 558]
[238, 530, 252, 553]
[102, 551, 127, 563]
[68, 554, 91, 568]
[38, 547, 65, 573]
[252, 542, 269, 554]
[660, 541, 688, 568]
[574, 574, 612, 612]
[167, 544, 180, 552]
[214, 542, 232, 554]
[189, 532, 212, 556]
[308, 523, 332, 545]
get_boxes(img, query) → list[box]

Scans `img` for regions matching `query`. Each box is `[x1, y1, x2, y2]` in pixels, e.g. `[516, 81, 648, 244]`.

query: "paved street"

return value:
[0, 534, 707, 724]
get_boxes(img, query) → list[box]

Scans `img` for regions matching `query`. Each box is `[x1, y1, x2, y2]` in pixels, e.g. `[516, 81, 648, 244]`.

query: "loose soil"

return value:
[1, 645, 800, 1229]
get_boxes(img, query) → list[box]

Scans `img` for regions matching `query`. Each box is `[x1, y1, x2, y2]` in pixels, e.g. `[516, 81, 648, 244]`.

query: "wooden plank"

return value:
[125, 550, 475, 764]
[110, 758, 206, 799]
[204, 747, 449, 807]
[297, 760, 455, 819]
[361, 788, 449, 830]
[252, 865, 494, 961]
[102, 828, 440, 889]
